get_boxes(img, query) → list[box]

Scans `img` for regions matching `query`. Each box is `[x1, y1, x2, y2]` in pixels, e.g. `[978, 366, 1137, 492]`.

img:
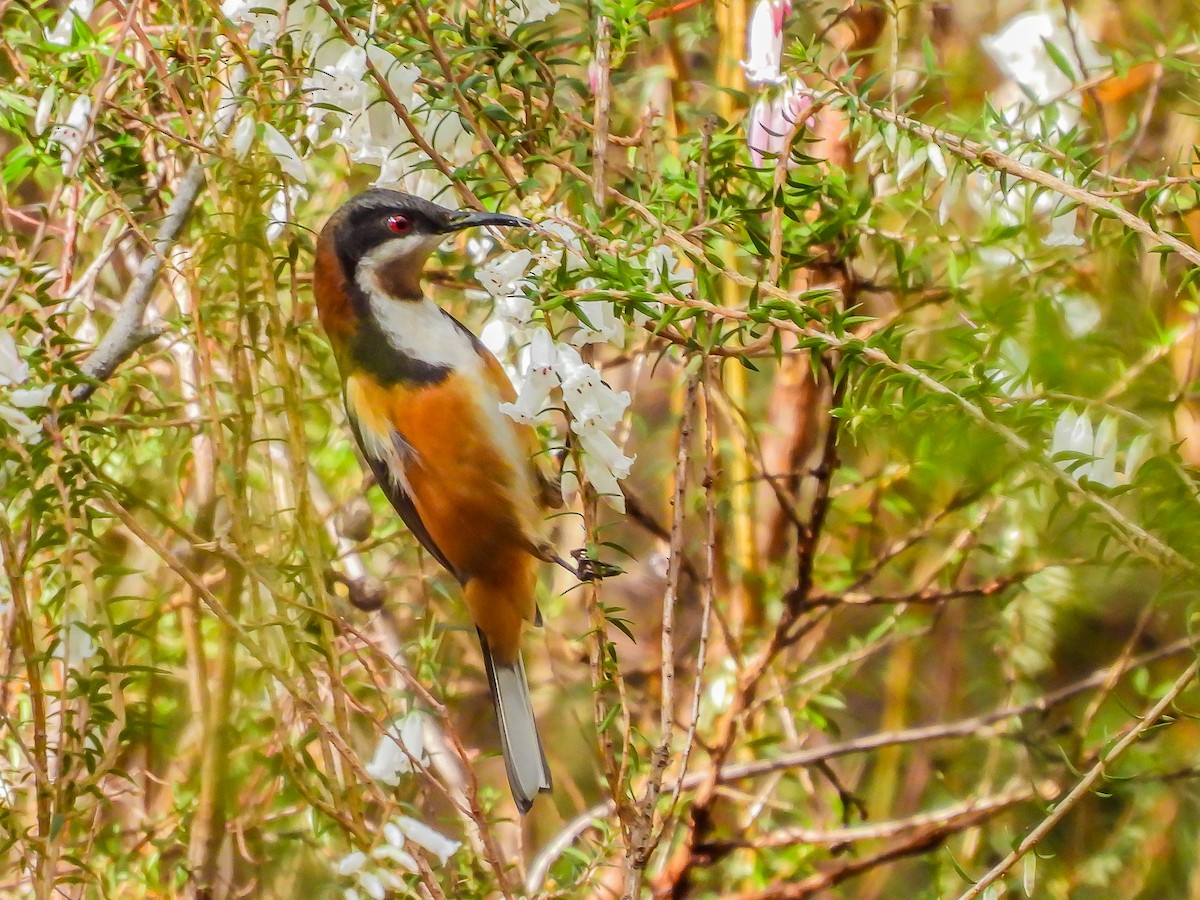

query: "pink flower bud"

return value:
[746, 80, 815, 167]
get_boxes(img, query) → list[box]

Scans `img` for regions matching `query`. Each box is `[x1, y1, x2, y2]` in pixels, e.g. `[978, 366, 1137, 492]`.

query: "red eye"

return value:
[387, 214, 412, 234]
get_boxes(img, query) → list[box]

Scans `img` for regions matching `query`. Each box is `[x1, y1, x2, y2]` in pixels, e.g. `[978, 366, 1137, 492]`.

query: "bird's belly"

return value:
[348, 370, 540, 578]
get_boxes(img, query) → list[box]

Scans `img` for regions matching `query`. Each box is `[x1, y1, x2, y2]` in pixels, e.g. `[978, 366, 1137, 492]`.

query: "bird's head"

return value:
[318, 188, 532, 301]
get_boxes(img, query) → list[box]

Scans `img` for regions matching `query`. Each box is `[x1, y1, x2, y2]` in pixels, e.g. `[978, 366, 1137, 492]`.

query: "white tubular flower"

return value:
[47, 0, 93, 45]
[0, 331, 47, 444]
[573, 423, 635, 479]
[476, 249, 533, 298]
[304, 45, 368, 127]
[0, 405, 43, 444]
[391, 816, 462, 865]
[1044, 207, 1084, 247]
[284, 0, 338, 50]
[381, 821, 405, 849]
[741, 0, 789, 85]
[359, 872, 385, 900]
[747, 80, 814, 167]
[552, 344, 635, 510]
[480, 318, 511, 357]
[9, 385, 53, 409]
[494, 292, 535, 330]
[0, 330, 29, 386]
[499, 329, 559, 425]
[558, 356, 631, 432]
[46, 0, 93, 45]
[363, 46, 420, 103]
[221, 0, 283, 50]
[337, 815, 452, 900]
[231, 116, 256, 159]
[467, 235, 495, 265]
[335, 98, 405, 170]
[894, 144, 928, 186]
[420, 108, 474, 168]
[576, 428, 633, 512]
[1052, 291, 1101, 337]
[262, 124, 307, 183]
[403, 166, 453, 200]
[369, 844, 417, 873]
[982, 11, 1104, 107]
[570, 299, 622, 347]
[337, 851, 367, 876]
[266, 184, 308, 242]
[34, 86, 56, 135]
[982, 339, 1031, 397]
[215, 63, 246, 132]
[364, 712, 428, 785]
[1124, 433, 1151, 482]
[926, 141, 948, 178]
[747, 95, 773, 168]
[60, 619, 97, 668]
[1051, 408, 1090, 474]
[370, 842, 417, 872]
[1051, 409, 1119, 486]
[937, 170, 960, 225]
[49, 95, 92, 176]
[503, 0, 560, 33]
[1091, 415, 1118, 487]
[644, 244, 694, 298]
[531, 215, 586, 275]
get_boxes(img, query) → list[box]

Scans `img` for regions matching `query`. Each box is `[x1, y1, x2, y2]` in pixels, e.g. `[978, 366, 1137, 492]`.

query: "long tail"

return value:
[478, 628, 552, 813]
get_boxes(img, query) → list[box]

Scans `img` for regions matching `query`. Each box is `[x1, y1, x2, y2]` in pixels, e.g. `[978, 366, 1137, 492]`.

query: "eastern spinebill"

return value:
[314, 188, 558, 812]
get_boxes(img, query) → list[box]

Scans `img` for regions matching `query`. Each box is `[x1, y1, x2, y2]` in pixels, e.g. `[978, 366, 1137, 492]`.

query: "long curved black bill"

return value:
[446, 210, 533, 231]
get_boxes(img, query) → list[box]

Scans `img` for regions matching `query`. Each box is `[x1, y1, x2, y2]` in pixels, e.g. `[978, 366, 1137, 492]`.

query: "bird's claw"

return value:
[544, 547, 622, 583]
[569, 548, 624, 582]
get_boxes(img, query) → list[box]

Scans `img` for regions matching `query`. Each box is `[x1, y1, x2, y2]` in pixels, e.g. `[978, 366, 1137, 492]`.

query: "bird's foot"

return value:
[568, 548, 624, 582]
[538, 541, 623, 582]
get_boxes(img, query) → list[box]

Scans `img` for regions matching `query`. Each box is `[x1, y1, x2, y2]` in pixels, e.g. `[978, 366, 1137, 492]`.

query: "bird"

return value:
[313, 188, 557, 813]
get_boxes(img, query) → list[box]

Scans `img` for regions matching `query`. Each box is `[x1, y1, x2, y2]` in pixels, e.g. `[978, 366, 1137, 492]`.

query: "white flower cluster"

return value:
[220, 0, 287, 51]
[45, 0, 93, 46]
[472, 222, 634, 511]
[220, 0, 483, 241]
[741, 0, 816, 168]
[0, 329, 51, 445]
[364, 712, 429, 786]
[973, 11, 1106, 251]
[500, 0, 560, 33]
[336, 814, 461, 900]
[473, 220, 696, 512]
[851, 12, 1102, 255]
[854, 121, 966, 231]
[1051, 408, 1150, 487]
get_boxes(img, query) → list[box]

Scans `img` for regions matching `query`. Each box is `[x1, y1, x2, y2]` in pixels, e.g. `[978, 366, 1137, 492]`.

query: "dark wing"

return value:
[347, 415, 466, 586]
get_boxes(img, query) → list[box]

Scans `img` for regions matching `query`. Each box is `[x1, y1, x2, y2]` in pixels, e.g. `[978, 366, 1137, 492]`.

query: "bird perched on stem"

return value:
[313, 189, 559, 812]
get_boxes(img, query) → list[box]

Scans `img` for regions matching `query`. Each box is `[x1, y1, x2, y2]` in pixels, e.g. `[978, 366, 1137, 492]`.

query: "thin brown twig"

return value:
[727, 790, 1028, 899]
[646, 0, 707, 21]
[527, 626, 1200, 891]
[960, 657, 1200, 898]
[622, 374, 697, 898]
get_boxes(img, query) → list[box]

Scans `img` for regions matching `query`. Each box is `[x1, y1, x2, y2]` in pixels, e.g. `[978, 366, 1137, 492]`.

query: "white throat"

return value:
[355, 248, 480, 373]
